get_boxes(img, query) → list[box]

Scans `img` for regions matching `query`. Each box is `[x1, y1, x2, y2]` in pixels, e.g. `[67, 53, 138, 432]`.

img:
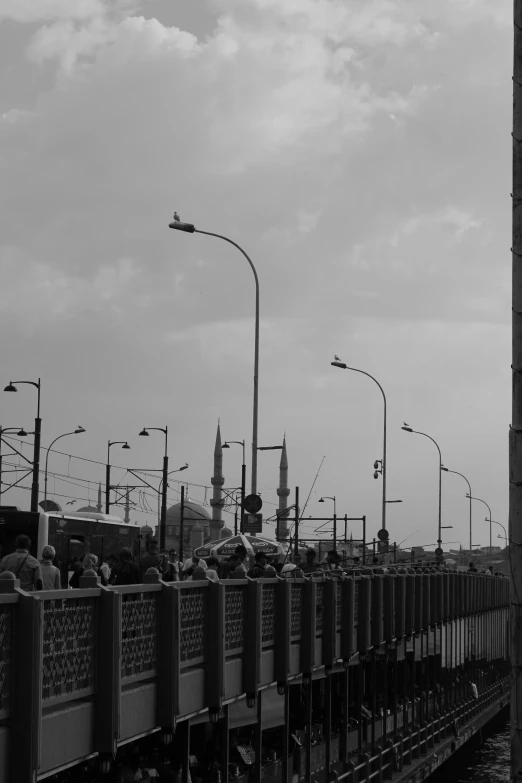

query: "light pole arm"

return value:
[197, 230, 260, 495]
[45, 431, 77, 503]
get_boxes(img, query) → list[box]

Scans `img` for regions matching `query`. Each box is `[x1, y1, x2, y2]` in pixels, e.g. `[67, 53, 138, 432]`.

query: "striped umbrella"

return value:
[194, 533, 284, 560]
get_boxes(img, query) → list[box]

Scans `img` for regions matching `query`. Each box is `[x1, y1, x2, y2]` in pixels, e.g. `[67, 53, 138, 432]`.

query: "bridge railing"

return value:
[0, 568, 510, 783]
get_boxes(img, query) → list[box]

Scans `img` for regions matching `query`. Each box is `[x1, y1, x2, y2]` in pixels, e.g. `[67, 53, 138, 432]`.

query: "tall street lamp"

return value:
[318, 496, 337, 549]
[223, 440, 246, 536]
[158, 464, 189, 525]
[139, 427, 168, 550]
[169, 215, 260, 495]
[402, 426, 443, 550]
[106, 440, 131, 514]
[332, 361, 388, 534]
[440, 466, 472, 552]
[467, 495, 492, 554]
[4, 378, 41, 512]
[44, 427, 86, 505]
[492, 519, 508, 545]
[0, 427, 29, 495]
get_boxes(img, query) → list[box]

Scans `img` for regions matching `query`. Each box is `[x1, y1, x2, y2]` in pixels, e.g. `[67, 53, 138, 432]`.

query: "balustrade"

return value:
[0, 569, 510, 783]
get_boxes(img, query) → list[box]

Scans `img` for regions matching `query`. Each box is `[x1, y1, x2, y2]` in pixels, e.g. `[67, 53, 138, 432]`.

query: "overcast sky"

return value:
[0, 0, 511, 553]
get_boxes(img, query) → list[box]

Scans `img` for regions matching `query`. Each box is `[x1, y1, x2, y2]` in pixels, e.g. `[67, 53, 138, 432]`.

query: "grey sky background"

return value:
[0, 0, 511, 551]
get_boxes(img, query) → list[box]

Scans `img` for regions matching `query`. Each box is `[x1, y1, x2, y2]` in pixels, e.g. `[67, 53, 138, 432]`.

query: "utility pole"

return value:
[511, 5, 522, 778]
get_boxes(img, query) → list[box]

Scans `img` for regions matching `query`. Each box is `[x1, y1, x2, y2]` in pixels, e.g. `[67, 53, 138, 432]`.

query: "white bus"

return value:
[0, 506, 142, 587]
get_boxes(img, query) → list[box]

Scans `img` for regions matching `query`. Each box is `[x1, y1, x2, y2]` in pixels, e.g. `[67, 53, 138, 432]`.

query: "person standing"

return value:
[138, 540, 161, 580]
[0, 534, 43, 591]
[40, 545, 61, 590]
[109, 548, 141, 586]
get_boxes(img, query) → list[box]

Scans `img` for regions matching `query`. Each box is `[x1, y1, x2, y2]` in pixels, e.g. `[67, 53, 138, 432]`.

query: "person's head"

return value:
[107, 554, 118, 566]
[264, 564, 276, 575]
[168, 549, 178, 562]
[159, 553, 168, 566]
[305, 549, 316, 565]
[327, 550, 342, 565]
[469, 561, 474, 568]
[15, 534, 31, 551]
[372, 556, 379, 564]
[83, 553, 98, 569]
[353, 556, 360, 565]
[228, 554, 240, 570]
[207, 557, 220, 569]
[41, 545, 56, 561]
[119, 547, 133, 563]
[235, 544, 247, 562]
[147, 540, 159, 554]
[254, 552, 267, 566]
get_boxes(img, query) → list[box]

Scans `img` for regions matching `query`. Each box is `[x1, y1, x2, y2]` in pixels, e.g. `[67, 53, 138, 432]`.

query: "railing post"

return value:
[206, 581, 225, 714]
[95, 586, 121, 755]
[243, 579, 261, 700]
[158, 583, 178, 727]
[10, 592, 43, 783]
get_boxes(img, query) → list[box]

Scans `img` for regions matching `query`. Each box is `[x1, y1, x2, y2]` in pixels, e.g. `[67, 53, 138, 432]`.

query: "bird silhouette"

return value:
[403, 422, 410, 427]
[66, 500, 76, 505]
[334, 355, 341, 361]
[173, 211, 180, 222]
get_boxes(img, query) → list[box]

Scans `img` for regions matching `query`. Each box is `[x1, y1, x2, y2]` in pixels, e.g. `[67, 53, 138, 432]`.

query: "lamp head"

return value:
[122, 442, 131, 450]
[4, 383, 17, 393]
[331, 361, 347, 369]
[139, 428, 149, 437]
[222, 443, 230, 449]
[75, 426, 86, 434]
[168, 214, 196, 233]
[441, 466, 448, 472]
[318, 497, 325, 503]
[179, 464, 188, 471]
[401, 426, 413, 433]
[17, 428, 28, 436]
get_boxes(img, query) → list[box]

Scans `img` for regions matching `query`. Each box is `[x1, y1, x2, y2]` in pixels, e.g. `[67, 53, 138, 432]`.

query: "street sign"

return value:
[243, 513, 262, 533]
[377, 528, 389, 541]
[244, 494, 263, 514]
[435, 547, 444, 557]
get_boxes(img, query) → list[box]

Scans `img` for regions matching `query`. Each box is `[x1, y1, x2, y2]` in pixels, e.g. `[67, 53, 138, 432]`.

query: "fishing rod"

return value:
[300, 456, 325, 521]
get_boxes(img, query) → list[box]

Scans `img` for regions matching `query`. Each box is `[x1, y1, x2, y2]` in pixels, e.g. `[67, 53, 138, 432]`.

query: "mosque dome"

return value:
[166, 501, 211, 527]
[77, 505, 100, 514]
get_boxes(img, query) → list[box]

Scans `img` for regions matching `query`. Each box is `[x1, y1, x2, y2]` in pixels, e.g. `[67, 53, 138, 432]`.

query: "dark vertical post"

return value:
[363, 515, 367, 564]
[234, 504, 238, 536]
[294, 487, 299, 556]
[105, 461, 111, 514]
[160, 454, 168, 551]
[179, 485, 185, 565]
[240, 462, 246, 534]
[333, 512, 337, 550]
[325, 674, 332, 776]
[95, 587, 121, 755]
[31, 415, 41, 511]
[254, 691, 263, 783]
[219, 705, 230, 783]
[344, 514, 348, 543]
[304, 675, 312, 783]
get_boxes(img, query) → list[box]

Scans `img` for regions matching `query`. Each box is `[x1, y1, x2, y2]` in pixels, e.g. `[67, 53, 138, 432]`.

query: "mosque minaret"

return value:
[276, 437, 290, 540]
[209, 423, 225, 540]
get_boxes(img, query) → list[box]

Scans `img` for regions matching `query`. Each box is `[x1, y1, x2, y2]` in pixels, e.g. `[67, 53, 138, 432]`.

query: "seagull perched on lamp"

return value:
[172, 211, 180, 222]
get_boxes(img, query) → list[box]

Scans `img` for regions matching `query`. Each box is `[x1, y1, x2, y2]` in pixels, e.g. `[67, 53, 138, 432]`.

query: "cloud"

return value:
[0, 0, 131, 24]
[390, 206, 483, 246]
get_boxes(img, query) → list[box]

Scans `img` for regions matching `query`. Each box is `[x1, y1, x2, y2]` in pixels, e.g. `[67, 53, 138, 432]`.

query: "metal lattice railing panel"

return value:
[42, 597, 95, 701]
[225, 585, 245, 652]
[261, 584, 277, 644]
[121, 592, 158, 679]
[291, 584, 303, 639]
[180, 588, 206, 664]
[316, 583, 324, 634]
[0, 605, 12, 715]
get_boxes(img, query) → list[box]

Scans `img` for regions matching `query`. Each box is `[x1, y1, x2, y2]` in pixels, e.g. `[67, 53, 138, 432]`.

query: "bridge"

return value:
[0, 567, 510, 782]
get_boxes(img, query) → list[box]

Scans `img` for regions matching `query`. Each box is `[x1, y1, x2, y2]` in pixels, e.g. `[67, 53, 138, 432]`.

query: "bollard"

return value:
[0, 571, 20, 592]
[143, 567, 161, 584]
[79, 567, 100, 588]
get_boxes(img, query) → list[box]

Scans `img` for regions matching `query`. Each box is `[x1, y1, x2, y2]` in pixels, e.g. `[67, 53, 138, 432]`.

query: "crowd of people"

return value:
[0, 534, 507, 592]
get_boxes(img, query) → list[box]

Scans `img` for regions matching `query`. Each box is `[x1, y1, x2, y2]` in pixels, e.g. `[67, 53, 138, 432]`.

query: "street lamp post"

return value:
[0, 427, 29, 495]
[440, 466, 472, 552]
[402, 426, 443, 550]
[467, 495, 492, 554]
[106, 440, 131, 514]
[492, 519, 508, 545]
[332, 361, 387, 534]
[4, 378, 41, 512]
[158, 464, 189, 525]
[140, 427, 168, 550]
[169, 216, 260, 495]
[45, 428, 86, 505]
[319, 496, 337, 549]
[223, 441, 246, 535]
